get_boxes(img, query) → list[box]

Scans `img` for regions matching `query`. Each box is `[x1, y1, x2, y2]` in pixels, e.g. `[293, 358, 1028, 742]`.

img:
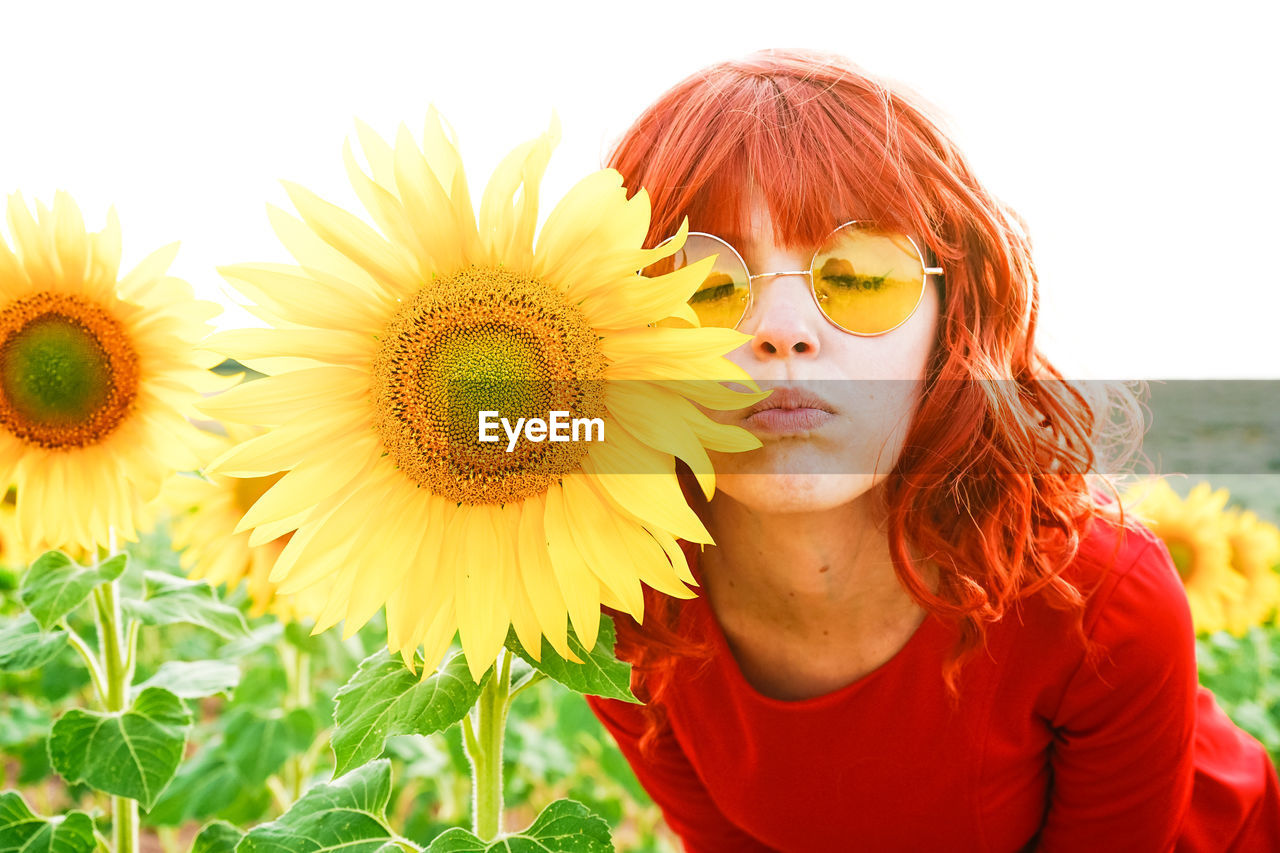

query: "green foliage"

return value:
[225, 707, 317, 785]
[122, 571, 250, 639]
[505, 618, 638, 704]
[19, 550, 126, 631]
[426, 799, 612, 852]
[132, 659, 241, 700]
[0, 791, 97, 853]
[0, 613, 68, 671]
[236, 760, 415, 853]
[147, 734, 262, 828]
[332, 650, 486, 777]
[190, 820, 244, 853]
[48, 686, 193, 810]
[1197, 625, 1280, 767]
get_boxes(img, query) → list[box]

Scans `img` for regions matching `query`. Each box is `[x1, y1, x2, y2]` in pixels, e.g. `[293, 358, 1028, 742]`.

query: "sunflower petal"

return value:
[543, 482, 602, 652]
[562, 474, 645, 619]
[516, 494, 575, 662]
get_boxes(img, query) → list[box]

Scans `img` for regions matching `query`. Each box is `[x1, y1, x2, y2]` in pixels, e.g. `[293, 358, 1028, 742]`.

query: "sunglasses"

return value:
[645, 221, 943, 336]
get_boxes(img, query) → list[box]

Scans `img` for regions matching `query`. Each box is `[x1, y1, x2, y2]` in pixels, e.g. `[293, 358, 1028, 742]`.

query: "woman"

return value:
[585, 49, 1280, 852]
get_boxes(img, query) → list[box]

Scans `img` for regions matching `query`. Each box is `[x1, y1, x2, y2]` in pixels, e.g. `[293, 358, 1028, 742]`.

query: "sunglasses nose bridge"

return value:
[740, 270, 821, 328]
[747, 269, 812, 282]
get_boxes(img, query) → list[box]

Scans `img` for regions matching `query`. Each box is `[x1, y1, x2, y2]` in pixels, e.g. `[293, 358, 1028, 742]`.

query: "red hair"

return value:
[602, 49, 1150, 756]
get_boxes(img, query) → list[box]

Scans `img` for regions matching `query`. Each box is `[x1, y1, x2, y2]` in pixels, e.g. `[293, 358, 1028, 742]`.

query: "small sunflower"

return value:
[1221, 507, 1280, 634]
[164, 425, 325, 622]
[1122, 479, 1246, 634]
[0, 193, 221, 554]
[202, 112, 761, 680]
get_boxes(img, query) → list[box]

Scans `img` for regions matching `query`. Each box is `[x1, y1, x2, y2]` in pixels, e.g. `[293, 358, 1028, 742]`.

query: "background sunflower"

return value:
[162, 424, 326, 622]
[1123, 478, 1250, 635]
[0, 192, 223, 554]
[1221, 507, 1280, 634]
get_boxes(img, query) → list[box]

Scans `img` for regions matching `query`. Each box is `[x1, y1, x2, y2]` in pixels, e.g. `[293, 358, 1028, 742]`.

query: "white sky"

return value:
[3, 0, 1276, 378]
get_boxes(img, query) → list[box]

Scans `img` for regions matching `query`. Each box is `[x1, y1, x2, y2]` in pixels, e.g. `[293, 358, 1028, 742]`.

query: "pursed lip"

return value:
[743, 386, 837, 436]
[747, 386, 837, 417]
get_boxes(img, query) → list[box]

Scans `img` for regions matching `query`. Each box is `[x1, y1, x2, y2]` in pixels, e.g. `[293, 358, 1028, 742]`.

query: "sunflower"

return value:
[163, 425, 326, 622]
[1220, 507, 1280, 634]
[1122, 478, 1246, 634]
[0, 193, 221, 554]
[201, 111, 761, 680]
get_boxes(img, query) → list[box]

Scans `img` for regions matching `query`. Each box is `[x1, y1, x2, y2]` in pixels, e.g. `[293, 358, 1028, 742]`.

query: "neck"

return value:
[698, 484, 924, 641]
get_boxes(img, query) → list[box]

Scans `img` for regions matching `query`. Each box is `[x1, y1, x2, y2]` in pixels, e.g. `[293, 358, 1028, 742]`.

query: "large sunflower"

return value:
[201, 112, 761, 680]
[0, 193, 221, 554]
[1122, 478, 1246, 634]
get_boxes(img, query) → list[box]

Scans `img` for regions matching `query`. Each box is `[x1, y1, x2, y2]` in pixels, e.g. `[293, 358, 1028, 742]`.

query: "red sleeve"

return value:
[1036, 539, 1198, 852]
[585, 694, 776, 853]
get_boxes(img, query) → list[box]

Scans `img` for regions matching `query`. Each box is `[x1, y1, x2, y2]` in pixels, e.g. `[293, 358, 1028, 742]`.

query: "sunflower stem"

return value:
[93, 567, 139, 853]
[465, 649, 512, 841]
[59, 618, 107, 704]
[280, 644, 312, 803]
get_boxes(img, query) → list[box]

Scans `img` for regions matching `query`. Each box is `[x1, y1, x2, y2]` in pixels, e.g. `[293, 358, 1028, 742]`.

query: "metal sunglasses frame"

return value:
[662, 219, 945, 337]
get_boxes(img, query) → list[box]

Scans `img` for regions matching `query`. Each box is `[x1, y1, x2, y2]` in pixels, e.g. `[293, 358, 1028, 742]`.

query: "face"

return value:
[703, 197, 941, 514]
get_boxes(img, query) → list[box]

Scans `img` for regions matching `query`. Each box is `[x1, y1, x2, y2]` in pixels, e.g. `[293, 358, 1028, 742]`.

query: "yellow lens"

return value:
[648, 235, 750, 328]
[811, 224, 926, 335]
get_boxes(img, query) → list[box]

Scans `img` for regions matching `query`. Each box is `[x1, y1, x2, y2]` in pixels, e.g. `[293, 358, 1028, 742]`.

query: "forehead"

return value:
[692, 175, 890, 254]
[728, 193, 929, 268]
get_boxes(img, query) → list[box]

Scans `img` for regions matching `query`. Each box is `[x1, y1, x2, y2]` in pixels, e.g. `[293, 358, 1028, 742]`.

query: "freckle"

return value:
[823, 630, 829, 636]
[788, 591, 795, 597]
[818, 565, 830, 574]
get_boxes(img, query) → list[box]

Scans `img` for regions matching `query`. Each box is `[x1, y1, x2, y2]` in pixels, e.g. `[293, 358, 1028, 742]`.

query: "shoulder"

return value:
[999, 513, 1196, 719]
[1063, 513, 1192, 643]
[1036, 514, 1197, 718]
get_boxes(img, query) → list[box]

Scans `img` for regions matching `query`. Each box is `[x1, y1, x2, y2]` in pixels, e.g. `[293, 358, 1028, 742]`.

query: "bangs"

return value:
[610, 67, 926, 251]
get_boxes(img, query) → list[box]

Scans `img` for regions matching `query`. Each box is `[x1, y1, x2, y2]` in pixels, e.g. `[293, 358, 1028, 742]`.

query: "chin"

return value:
[711, 470, 884, 514]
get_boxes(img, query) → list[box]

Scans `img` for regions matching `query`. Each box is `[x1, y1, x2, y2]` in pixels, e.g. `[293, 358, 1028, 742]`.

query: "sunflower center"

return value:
[371, 266, 606, 505]
[1166, 540, 1195, 581]
[0, 292, 139, 449]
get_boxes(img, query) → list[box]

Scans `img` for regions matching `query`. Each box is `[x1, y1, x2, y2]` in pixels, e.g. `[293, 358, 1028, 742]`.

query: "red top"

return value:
[588, 517, 1280, 852]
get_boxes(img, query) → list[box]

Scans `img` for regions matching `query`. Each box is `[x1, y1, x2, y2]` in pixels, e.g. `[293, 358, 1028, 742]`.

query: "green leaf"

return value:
[133, 659, 241, 700]
[331, 649, 486, 777]
[190, 820, 243, 853]
[505, 616, 638, 703]
[19, 550, 127, 630]
[425, 799, 613, 853]
[0, 790, 97, 853]
[425, 830, 485, 853]
[121, 571, 249, 639]
[236, 759, 415, 853]
[0, 613, 68, 671]
[48, 686, 192, 810]
[224, 707, 316, 785]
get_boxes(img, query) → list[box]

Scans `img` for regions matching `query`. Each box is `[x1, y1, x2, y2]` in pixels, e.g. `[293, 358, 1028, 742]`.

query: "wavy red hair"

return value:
[601, 49, 1149, 756]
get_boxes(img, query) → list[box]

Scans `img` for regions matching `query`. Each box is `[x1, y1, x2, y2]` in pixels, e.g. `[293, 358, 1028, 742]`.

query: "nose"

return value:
[743, 274, 822, 359]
